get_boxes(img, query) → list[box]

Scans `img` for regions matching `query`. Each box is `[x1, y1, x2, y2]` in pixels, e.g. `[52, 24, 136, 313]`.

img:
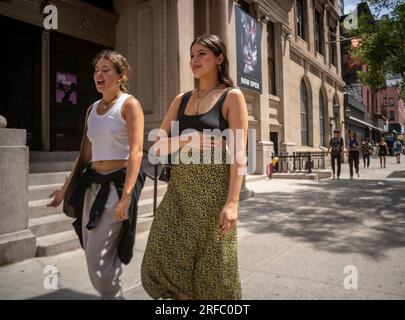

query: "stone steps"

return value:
[28, 193, 164, 219]
[29, 199, 63, 219]
[27, 164, 165, 257]
[28, 214, 73, 237]
[28, 182, 167, 203]
[28, 171, 162, 187]
[29, 151, 78, 162]
[29, 161, 74, 174]
[35, 230, 81, 257]
[29, 172, 70, 186]
[28, 183, 64, 201]
[272, 170, 332, 180]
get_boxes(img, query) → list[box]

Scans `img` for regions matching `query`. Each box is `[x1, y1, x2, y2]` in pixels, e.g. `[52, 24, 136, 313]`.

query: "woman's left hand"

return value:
[114, 197, 131, 222]
[219, 202, 238, 235]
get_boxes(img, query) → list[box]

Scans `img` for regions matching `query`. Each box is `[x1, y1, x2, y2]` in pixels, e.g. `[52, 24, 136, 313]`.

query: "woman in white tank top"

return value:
[48, 50, 144, 299]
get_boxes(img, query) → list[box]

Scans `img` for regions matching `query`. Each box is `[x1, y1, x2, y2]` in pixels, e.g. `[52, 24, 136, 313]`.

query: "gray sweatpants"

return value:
[82, 182, 123, 300]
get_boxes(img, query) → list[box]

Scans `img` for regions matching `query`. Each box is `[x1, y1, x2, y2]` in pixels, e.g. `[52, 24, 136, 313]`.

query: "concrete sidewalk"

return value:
[1, 156, 404, 299]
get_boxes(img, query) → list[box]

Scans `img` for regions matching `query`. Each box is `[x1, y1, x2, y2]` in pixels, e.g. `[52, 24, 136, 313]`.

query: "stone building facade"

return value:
[0, 0, 345, 174]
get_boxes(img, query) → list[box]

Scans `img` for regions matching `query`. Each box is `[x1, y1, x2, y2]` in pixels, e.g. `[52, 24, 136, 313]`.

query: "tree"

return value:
[350, 1, 405, 100]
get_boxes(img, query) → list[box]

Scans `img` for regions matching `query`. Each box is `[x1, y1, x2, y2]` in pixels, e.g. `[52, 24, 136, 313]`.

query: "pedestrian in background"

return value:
[328, 129, 344, 180]
[393, 136, 402, 164]
[378, 137, 389, 168]
[361, 137, 372, 168]
[347, 130, 360, 179]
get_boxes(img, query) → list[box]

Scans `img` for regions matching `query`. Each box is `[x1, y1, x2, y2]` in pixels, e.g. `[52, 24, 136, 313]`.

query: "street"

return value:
[0, 156, 404, 299]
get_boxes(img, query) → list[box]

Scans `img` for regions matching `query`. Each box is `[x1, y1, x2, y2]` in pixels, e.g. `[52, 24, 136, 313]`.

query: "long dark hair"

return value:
[190, 34, 234, 87]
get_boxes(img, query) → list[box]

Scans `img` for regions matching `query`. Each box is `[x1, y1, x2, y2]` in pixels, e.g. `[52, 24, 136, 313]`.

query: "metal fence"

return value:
[271, 152, 327, 174]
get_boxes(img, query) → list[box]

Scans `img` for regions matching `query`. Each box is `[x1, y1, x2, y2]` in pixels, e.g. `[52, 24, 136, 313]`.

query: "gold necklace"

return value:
[101, 92, 121, 111]
[196, 83, 222, 115]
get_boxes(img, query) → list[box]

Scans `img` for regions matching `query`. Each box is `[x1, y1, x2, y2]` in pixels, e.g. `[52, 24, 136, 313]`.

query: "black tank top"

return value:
[178, 88, 232, 134]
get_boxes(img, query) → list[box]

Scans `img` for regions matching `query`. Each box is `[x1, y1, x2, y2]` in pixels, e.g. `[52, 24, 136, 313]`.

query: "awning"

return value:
[348, 116, 385, 132]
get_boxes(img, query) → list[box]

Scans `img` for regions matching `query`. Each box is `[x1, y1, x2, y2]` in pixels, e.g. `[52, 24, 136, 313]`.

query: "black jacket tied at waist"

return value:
[66, 164, 145, 265]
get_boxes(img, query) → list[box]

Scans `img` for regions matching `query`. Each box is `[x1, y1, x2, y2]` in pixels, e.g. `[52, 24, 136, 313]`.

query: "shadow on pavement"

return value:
[28, 289, 99, 300]
[387, 171, 405, 178]
[239, 179, 405, 261]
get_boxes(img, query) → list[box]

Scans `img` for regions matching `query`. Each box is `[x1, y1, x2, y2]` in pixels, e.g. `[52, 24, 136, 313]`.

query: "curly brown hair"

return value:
[92, 50, 131, 93]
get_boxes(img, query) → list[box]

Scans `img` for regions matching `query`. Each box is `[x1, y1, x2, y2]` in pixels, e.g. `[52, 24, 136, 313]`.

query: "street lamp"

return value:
[344, 106, 351, 119]
[332, 102, 340, 131]
[333, 102, 340, 114]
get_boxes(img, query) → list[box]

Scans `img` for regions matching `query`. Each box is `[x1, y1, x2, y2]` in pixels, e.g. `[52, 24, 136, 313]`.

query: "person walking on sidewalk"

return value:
[48, 50, 145, 300]
[141, 34, 248, 300]
[328, 129, 344, 180]
[347, 130, 360, 179]
[393, 136, 402, 164]
[378, 137, 389, 168]
[361, 137, 373, 168]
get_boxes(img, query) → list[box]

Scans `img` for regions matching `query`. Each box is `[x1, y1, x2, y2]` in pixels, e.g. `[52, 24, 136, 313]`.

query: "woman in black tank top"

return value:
[142, 35, 249, 300]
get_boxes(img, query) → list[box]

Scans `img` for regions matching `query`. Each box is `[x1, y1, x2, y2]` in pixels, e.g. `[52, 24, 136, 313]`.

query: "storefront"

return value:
[344, 94, 384, 143]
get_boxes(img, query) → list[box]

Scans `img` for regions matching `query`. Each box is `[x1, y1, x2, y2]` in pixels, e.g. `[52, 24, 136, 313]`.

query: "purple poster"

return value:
[56, 72, 77, 104]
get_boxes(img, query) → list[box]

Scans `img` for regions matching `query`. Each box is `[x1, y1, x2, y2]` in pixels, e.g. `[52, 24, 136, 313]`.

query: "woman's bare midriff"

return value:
[91, 159, 128, 172]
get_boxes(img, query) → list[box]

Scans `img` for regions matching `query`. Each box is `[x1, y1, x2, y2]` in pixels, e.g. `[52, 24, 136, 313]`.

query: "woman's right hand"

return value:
[47, 189, 65, 207]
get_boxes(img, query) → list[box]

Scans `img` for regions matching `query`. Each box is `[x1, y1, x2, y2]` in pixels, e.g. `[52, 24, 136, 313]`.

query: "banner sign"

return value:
[236, 6, 262, 93]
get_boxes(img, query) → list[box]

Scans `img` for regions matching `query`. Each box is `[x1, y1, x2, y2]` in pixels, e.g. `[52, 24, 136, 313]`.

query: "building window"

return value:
[267, 22, 276, 95]
[315, 10, 323, 55]
[329, 26, 337, 66]
[389, 98, 395, 106]
[389, 111, 395, 121]
[319, 92, 325, 146]
[296, 0, 306, 40]
[300, 80, 309, 146]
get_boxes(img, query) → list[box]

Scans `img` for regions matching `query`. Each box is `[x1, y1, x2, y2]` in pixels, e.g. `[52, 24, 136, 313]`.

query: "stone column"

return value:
[0, 129, 36, 265]
[41, 30, 50, 151]
[279, 142, 296, 172]
[323, 8, 330, 67]
[335, 20, 342, 76]
[256, 141, 274, 174]
[194, 0, 227, 41]
[306, 0, 315, 54]
[208, 0, 227, 42]
[194, 0, 209, 36]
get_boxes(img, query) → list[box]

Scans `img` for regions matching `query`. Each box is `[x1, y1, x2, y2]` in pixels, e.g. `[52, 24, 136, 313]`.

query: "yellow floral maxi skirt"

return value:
[141, 150, 241, 300]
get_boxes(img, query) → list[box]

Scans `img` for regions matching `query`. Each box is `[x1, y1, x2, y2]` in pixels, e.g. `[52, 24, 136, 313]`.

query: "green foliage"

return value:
[350, 1, 405, 99]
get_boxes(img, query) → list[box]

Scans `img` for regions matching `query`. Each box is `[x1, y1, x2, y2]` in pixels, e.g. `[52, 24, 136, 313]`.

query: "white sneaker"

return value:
[332, 175, 336, 180]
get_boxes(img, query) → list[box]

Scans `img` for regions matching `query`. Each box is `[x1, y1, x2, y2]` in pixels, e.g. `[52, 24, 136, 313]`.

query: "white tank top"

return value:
[86, 93, 132, 161]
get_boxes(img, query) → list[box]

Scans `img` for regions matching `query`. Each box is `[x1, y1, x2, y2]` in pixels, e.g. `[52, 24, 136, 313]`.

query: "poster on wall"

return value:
[235, 6, 262, 93]
[56, 72, 77, 104]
